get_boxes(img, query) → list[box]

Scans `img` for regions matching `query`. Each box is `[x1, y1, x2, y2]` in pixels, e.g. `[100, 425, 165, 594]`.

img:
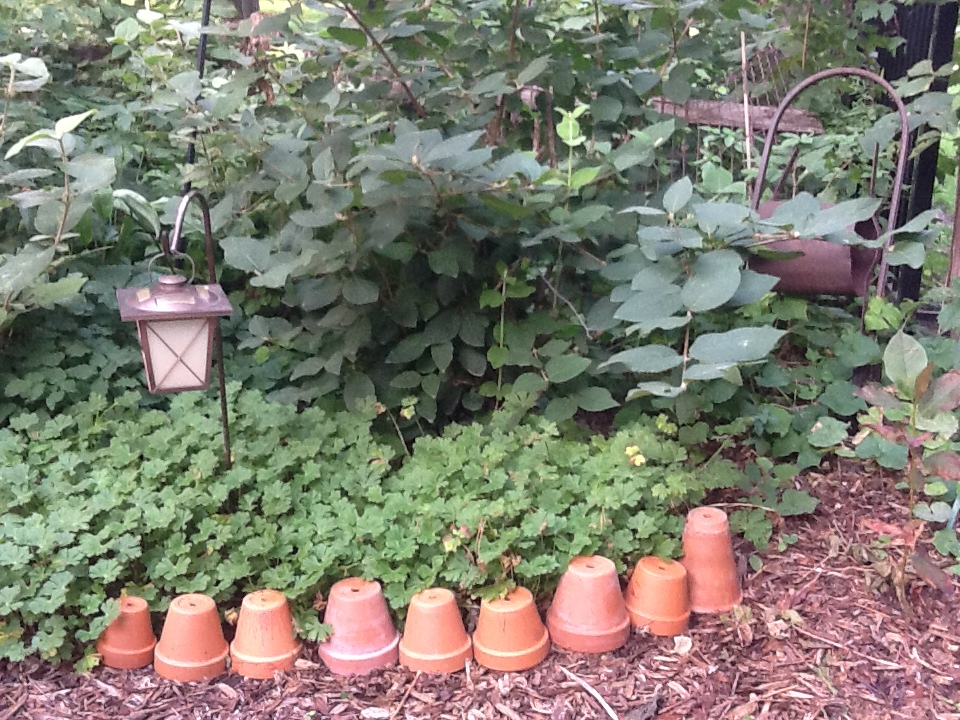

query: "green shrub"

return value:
[0, 386, 737, 663]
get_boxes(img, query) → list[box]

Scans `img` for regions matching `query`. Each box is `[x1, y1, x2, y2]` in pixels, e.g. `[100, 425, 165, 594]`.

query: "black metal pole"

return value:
[170, 190, 232, 469]
[184, 0, 214, 181]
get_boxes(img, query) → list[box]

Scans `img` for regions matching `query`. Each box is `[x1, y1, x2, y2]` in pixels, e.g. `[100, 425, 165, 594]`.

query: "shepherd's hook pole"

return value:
[168, 190, 232, 469]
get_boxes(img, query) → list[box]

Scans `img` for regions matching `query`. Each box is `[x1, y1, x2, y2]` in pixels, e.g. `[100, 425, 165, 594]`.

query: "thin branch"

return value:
[559, 666, 619, 720]
[389, 671, 421, 720]
[540, 272, 591, 337]
[659, 17, 694, 76]
[336, 1, 427, 118]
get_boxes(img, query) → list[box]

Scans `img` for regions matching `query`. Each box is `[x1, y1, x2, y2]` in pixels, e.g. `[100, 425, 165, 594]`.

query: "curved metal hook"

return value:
[168, 188, 218, 285]
[749, 67, 912, 297]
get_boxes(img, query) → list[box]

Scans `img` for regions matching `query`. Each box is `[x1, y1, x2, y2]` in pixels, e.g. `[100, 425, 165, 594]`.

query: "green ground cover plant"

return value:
[0, 385, 740, 665]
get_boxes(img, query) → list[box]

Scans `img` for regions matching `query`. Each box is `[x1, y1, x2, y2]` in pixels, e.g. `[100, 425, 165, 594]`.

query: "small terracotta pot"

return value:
[399, 588, 472, 673]
[472, 587, 550, 672]
[97, 596, 157, 670]
[624, 556, 690, 636]
[230, 589, 300, 679]
[681, 507, 742, 614]
[318, 578, 400, 675]
[546, 556, 630, 653]
[154, 594, 228, 682]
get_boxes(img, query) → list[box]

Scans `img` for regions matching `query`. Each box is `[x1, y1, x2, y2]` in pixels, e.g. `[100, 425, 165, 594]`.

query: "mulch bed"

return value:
[3, 460, 959, 720]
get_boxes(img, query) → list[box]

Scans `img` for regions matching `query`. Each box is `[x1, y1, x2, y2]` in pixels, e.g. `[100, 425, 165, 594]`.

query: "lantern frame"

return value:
[116, 190, 233, 468]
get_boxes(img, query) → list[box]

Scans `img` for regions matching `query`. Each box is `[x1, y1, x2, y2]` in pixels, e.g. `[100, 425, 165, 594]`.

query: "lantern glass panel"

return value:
[139, 317, 214, 392]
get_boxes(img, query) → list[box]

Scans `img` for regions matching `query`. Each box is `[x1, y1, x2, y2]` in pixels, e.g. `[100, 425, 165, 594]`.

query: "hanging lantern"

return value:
[117, 269, 232, 393]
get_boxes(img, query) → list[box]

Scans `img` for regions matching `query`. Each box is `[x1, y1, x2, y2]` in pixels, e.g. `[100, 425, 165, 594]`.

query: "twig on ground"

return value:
[390, 670, 421, 720]
[794, 628, 903, 669]
[559, 666, 619, 720]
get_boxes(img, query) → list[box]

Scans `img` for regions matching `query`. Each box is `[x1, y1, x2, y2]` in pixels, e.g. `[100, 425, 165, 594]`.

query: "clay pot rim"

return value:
[473, 626, 549, 660]
[320, 633, 400, 662]
[230, 644, 301, 665]
[399, 636, 472, 673]
[155, 647, 229, 669]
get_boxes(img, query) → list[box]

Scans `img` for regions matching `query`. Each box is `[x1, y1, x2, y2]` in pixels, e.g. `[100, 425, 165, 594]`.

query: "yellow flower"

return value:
[625, 445, 640, 457]
[630, 453, 647, 467]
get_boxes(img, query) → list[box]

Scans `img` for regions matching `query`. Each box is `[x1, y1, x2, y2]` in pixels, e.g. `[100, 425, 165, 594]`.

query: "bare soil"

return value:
[2, 460, 959, 720]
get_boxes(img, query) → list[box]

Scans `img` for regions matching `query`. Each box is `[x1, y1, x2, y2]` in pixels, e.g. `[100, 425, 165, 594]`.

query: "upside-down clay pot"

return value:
[154, 594, 228, 682]
[472, 587, 550, 672]
[318, 578, 400, 675]
[624, 556, 690, 636]
[399, 588, 472, 673]
[96, 596, 157, 670]
[230, 589, 300, 679]
[681, 507, 742, 614]
[546, 556, 630, 653]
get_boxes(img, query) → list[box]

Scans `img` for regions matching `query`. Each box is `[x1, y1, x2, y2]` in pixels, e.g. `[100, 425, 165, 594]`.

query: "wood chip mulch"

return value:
[2, 460, 959, 720]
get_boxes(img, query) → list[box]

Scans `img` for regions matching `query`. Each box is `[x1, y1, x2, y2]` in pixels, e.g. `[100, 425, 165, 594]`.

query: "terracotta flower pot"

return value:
[546, 556, 630, 653]
[318, 578, 400, 675]
[399, 588, 472, 673]
[472, 587, 550, 672]
[230, 589, 300, 679]
[154, 593, 228, 682]
[681, 507, 742, 614]
[97, 596, 157, 670]
[624, 556, 690, 636]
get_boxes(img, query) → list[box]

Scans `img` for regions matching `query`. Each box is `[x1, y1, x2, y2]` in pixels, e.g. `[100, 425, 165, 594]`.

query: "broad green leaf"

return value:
[688, 327, 786, 364]
[424, 131, 484, 163]
[820, 382, 867, 416]
[798, 197, 881, 238]
[808, 416, 848, 447]
[700, 162, 734, 194]
[343, 373, 375, 412]
[693, 202, 749, 234]
[27, 276, 87, 306]
[387, 334, 426, 364]
[544, 355, 591, 383]
[628, 381, 685, 398]
[662, 177, 692, 214]
[544, 396, 578, 423]
[342, 278, 379, 305]
[574, 386, 618, 411]
[0, 246, 55, 296]
[728, 270, 778, 307]
[65, 155, 116, 194]
[614, 287, 684, 324]
[600, 345, 682, 373]
[513, 372, 547, 394]
[431, 342, 453, 372]
[54, 110, 96, 139]
[458, 347, 487, 377]
[221, 237, 270, 272]
[683, 362, 736, 381]
[591, 96, 622, 123]
[680, 249, 742, 312]
[885, 242, 925, 269]
[569, 166, 602, 189]
[517, 55, 551, 85]
[167, 72, 202, 103]
[326, 27, 367, 47]
[776, 489, 819, 516]
[882, 330, 927, 394]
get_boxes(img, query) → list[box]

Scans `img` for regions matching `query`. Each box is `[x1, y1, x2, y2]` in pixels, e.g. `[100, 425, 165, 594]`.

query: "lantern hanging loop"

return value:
[164, 189, 219, 286]
[147, 251, 196, 286]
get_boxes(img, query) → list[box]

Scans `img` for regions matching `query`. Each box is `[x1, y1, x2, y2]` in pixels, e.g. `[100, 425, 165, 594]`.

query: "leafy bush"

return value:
[0, 386, 738, 663]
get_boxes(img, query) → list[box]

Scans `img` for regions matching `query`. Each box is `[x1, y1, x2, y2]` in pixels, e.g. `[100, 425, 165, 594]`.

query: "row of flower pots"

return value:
[98, 507, 741, 681]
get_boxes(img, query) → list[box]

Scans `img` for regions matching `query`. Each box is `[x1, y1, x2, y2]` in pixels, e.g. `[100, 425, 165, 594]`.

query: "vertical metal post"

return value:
[183, 0, 214, 192]
[169, 190, 232, 469]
